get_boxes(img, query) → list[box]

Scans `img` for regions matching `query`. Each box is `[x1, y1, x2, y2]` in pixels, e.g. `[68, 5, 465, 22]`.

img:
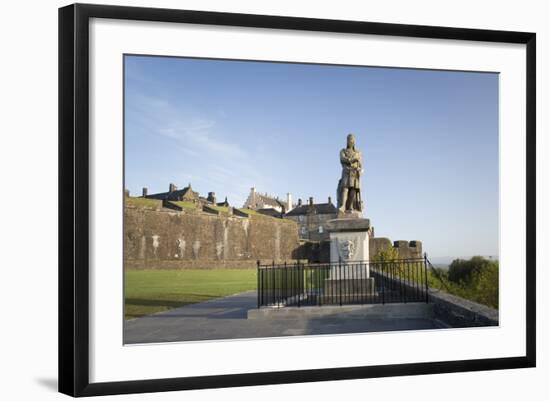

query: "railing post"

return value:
[284, 260, 287, 305]
[317, 264, 322, 306]
[296, 261, 301, 307]
[424, 253, 429, 303]
[381, 261, 385, 304]
[270, 260, 274, 307]
[272, 260, 278, 308]
[339, 260, 342, 306]
[290, 262, 297, 302]
[257, 260, 260, 308]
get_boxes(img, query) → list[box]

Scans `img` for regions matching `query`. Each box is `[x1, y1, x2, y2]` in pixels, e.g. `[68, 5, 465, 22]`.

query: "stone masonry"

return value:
[369, 237, 423, 259]
[125, 203, 301, 269]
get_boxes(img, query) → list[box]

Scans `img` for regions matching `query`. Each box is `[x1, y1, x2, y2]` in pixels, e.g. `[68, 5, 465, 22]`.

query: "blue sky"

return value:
[124, 55, 499, 260]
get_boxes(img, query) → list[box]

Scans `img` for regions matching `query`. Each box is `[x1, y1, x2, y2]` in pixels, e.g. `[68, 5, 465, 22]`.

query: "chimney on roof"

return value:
[286, 193, 292, 212]
[169, 183, 177, 193]
[309, 197, 314, 205]
[249, 187, 256, 207]
[298, 198, 302, 206]
[142, 187, 148, 197]
[328, 196, 332, 204]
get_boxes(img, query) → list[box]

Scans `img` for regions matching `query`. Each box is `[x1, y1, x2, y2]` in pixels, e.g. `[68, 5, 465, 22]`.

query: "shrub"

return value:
[373, 246, 399, 262]
[470, 263, 499, 308]
[444, 256, 499, 309]
[373, 246, 403, 276]
[448, 256, 492, 284]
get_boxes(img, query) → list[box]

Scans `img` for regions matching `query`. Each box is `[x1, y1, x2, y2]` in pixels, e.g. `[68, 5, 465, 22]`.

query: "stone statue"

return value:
[337, 133, 363, 213]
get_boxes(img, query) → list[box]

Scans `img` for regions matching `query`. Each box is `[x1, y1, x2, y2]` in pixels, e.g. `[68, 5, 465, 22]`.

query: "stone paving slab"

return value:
[248, 302, 434, 320]
[124, 290, 439, 344]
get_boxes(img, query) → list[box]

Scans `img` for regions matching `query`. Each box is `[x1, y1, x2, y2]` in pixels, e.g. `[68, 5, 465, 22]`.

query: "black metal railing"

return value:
[257, 257, 429, 308]
[426, 257, 452, 293]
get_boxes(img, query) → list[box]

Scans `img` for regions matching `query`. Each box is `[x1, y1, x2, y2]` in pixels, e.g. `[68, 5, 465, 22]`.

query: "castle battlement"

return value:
[370, 237, 423, 260]
[393, 240, 422, 250]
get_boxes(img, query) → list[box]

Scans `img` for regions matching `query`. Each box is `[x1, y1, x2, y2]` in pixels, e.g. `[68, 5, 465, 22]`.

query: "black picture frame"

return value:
[58, 3, 536, 397]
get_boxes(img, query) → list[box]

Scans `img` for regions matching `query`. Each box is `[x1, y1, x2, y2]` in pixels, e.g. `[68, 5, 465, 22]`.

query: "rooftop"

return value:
[285, 202, 337, 216]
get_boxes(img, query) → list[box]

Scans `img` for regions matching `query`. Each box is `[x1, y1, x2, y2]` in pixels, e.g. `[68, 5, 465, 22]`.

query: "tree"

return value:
[446, 256, 499, 309]
[448, 256, 492, 284]
[372, 246, 402, 276]
[373, 246, 399, 262]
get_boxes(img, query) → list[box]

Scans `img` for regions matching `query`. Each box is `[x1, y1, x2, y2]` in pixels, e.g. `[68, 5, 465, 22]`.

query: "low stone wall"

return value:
[429, 289, 499, 327]
[368, 272, 498, 327]
[125, 206, 301, 269]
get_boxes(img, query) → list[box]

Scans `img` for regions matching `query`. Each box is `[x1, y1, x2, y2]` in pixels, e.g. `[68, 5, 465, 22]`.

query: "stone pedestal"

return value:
[326, 218, 371, 265]
[324, 277, 376, 296]
[324, 217, 375, 299]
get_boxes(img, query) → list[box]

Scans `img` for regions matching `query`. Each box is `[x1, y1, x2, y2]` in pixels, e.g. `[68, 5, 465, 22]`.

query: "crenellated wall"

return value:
[125, 205, 301, 269]
[369, 237, 423, 260]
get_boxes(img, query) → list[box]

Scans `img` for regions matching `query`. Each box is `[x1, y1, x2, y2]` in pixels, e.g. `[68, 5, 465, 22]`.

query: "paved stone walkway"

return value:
[124, 290, 439, 344]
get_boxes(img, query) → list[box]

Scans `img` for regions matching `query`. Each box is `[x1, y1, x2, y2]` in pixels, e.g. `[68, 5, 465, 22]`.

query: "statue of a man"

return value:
[337, 134, 363, 213]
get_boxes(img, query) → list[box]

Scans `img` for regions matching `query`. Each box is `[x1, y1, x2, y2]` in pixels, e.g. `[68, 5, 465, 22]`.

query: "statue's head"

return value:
[346, 133, 355, 149]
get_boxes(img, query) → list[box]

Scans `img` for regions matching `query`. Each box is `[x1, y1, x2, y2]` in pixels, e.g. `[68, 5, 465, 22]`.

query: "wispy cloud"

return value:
[159, 120, 246, 160]
[129, 93, 246, 159]
[126, 91, 265, 206]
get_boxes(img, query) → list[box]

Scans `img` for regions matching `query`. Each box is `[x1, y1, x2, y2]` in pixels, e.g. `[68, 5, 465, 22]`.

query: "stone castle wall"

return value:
[125, 205, 301, 269]
[369, 237, 423, 260]
[124, 204, 422, 268]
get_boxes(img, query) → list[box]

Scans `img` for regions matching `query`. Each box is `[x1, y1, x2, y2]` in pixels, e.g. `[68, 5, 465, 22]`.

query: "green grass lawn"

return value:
[124, 269, 257, 320]
[236, 208, 259, 215]
[207, 205, 229, 213]
[171, 200, 197, 210]
[125, 197, 160, 208]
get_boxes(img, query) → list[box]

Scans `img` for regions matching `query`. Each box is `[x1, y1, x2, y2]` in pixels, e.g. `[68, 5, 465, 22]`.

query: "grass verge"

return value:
[125, 197, 160, 208]
[124, 269, 257, 319]
[171, 200, 197, 210]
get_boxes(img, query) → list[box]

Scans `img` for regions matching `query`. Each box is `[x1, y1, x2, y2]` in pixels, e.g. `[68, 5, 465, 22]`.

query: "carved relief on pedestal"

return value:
[337, 238, 357, 261]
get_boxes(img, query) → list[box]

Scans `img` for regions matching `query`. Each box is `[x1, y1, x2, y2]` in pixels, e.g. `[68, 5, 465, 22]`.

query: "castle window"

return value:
[318, 226, 324, 233]
[298, 215, 304, 222]
[300, 226, 307, 235]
